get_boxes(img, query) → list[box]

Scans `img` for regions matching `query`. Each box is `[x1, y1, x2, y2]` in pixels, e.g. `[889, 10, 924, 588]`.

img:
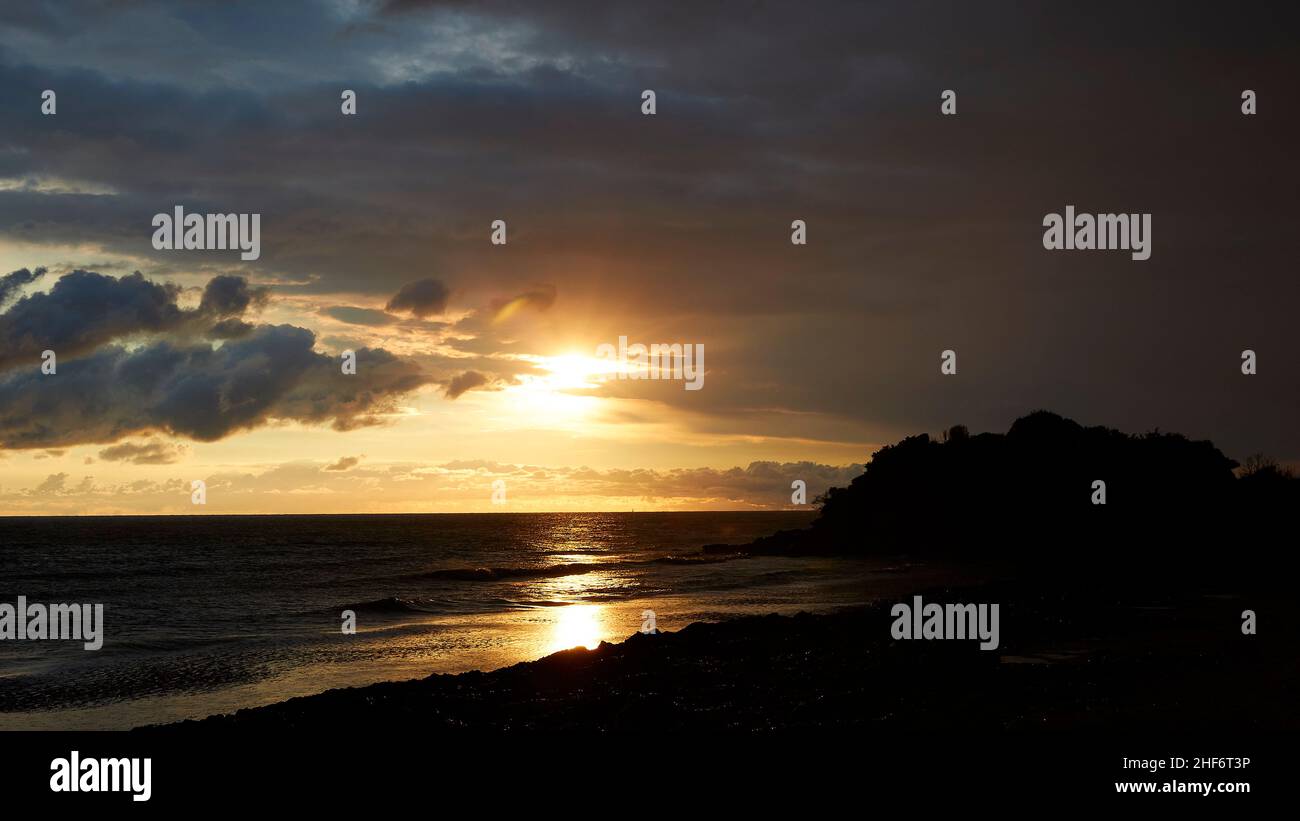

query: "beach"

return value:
[149, 580, 1298, 734]
[2, 511, 923, 729]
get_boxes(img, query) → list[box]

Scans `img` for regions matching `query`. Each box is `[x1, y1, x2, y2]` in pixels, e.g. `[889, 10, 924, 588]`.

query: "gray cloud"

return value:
[198, 274, 270, 318]
[0, 324, 434, 448]
[33, 472, 68, 494]
[97, 439, 186, 465]
[324, 455, 361, 471]
[443, 370, 490, 399]
[0, 270, 181, 371]
[386, 278, 450, 318]
[0, 267, 46, 307]
[488, 284, 556, 319]
[0, 270, 268, 373]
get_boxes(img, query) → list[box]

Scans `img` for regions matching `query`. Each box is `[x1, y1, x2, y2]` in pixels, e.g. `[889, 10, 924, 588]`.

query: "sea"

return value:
[0, 511, 929, 729]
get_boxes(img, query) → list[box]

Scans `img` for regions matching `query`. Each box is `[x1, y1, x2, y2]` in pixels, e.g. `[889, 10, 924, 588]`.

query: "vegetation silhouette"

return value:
[711, 410, 1297, 586]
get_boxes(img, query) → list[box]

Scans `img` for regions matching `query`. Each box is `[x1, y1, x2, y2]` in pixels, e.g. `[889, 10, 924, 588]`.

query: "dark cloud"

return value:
[442, 287, 559, 359]
[0, 324, 434, 448]
[489, 284, 556, 322]
[97, 440, 186, 465]
[198, 274, 270, 318]
[386, 278, 449, 318]
[0, 270, 267, 372]
[0, 267, 45, 307]
[324, 455, 361, 471]
[0, 270, 184, 371]
[208, 318, 256, 339]
[443, 370, 490, 399]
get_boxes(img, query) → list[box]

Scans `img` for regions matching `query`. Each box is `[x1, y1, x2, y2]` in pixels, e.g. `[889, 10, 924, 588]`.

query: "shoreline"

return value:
[147, 578, 1298, 734]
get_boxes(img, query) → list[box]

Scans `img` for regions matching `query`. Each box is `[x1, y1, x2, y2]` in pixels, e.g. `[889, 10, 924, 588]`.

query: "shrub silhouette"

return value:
[744, 411, 1296, 585]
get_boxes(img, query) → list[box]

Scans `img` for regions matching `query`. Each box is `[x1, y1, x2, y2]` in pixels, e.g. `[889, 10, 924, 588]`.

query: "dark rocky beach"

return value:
[148, 579, 1296, 735]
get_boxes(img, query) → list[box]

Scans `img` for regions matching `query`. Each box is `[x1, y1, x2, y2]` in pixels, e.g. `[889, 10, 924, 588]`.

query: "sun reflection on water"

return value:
[546, 604, 606, 653]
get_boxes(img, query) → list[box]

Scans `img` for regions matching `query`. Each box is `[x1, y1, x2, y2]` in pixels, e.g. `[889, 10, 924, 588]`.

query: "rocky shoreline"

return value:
[148, 579, 1296, 734]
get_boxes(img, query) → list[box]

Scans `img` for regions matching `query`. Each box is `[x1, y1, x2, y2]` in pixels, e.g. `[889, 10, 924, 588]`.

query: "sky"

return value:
[0, 0, 1296, 514]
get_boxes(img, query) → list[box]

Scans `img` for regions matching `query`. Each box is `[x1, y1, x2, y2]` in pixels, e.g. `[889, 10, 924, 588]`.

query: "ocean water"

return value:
[0, 512, 926, 729]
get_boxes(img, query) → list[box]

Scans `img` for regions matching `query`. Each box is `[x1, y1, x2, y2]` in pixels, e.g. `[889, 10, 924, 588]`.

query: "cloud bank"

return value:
[0, 270, 433, 449]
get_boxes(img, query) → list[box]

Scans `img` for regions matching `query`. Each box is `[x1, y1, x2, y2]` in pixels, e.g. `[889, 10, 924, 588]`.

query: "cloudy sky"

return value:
[0, 1, 1296, 514]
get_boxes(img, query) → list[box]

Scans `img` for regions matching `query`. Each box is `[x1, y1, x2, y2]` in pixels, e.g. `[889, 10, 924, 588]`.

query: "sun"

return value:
[494, 353, 614, 427]
[536, 352, 616, 390]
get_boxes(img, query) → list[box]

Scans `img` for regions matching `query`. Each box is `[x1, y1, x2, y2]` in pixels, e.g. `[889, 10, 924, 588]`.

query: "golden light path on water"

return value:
[526, 567, 624, 656]
[545, 603, 606, 654]
[523, 514, 624, 655]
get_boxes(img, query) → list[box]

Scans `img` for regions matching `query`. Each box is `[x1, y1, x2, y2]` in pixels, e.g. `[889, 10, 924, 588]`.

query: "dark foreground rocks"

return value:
[148, 581, 1298, 735]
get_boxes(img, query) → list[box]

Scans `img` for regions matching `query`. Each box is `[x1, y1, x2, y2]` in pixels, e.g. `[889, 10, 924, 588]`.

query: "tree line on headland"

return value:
[710, 411, 1296, 586]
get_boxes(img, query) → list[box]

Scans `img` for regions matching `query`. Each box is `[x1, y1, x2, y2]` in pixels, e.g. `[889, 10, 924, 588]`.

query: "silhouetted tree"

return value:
[743, 411, 1295, 587]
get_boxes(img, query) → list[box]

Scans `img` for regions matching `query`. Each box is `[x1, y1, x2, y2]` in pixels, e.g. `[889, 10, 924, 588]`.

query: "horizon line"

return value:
[0, 508, 817, 519]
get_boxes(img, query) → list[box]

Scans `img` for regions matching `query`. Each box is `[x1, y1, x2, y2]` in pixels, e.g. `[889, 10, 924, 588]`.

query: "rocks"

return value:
[146, 583, 1298, 735]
